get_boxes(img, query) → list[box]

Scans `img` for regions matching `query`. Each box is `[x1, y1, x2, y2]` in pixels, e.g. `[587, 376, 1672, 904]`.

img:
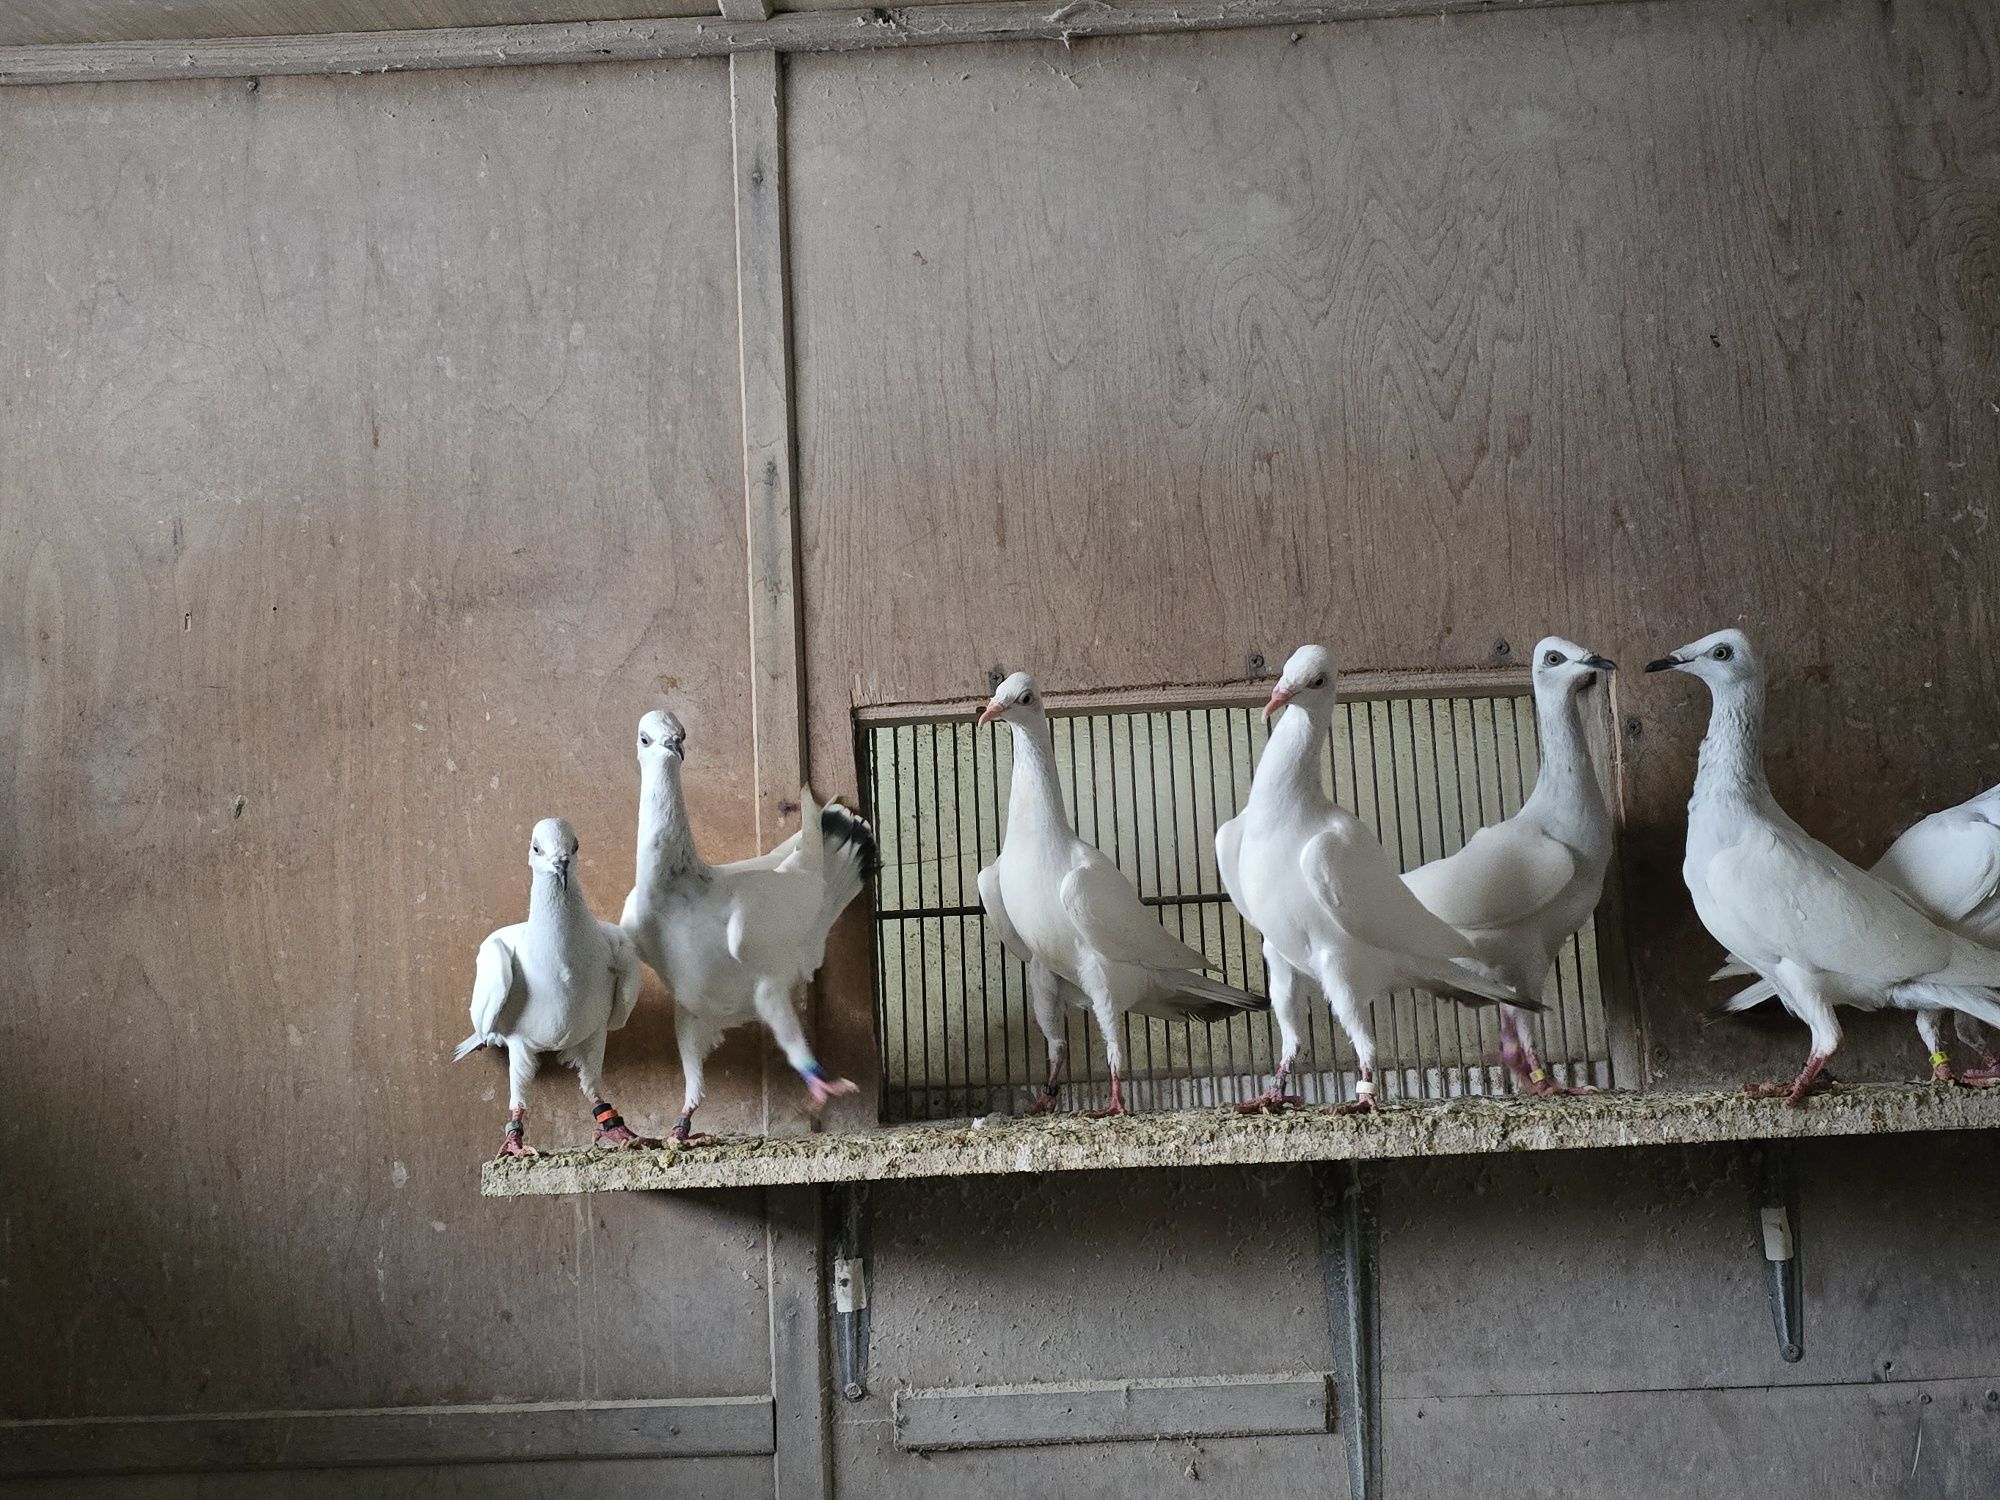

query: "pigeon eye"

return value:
[1711, 644, 1734, 661]
[1019, 691, 1034, 705]
[639, 734, 652, 747]
[532, 844, 542, 855]
[1543, 649, 1565, 667]
[1309, 674, 1327, 689]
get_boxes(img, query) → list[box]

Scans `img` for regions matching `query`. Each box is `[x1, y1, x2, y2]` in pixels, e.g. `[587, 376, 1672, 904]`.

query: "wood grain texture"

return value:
[0, 1, 715, 47]
[1, 1395, 775, 1479]
[789, 0, 2000, 1094]
[0, 0, 1663, 86]
[0, 62, 774, 1422]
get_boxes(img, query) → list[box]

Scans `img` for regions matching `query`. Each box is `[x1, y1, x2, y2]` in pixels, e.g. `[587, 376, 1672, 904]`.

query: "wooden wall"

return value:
[792, 0, 2000, 1091]
[0, 57, 777, 1488]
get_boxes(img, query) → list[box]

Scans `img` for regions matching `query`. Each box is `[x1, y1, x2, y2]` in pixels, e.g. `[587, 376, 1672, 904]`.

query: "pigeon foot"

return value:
[1950, 1065, 2000, 1088]
[593, 1123, 659, 1149]
[804, 1073, 859, 1109]
[1078, 1102, 1127, 1119]
[1026, 1089, 1063, 1116]
[671, 1114, 715, 1145]
[1236, 1088, 1306, 1115]
[495, 1135, 539, 1160]
[1331, 1096, 1377, 1116]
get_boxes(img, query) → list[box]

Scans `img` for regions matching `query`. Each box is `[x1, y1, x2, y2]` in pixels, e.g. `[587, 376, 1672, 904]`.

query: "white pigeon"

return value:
[1216, 645, 1536, 1114]
[620, 709, 874, 1142]
[976, 672, 1269, 1117]
[453, 817, 651, 1158]
[1401, 637, 1617, 1096]
[1647, 628, 2000, 1103]
[1708, 782, 2000, 1086]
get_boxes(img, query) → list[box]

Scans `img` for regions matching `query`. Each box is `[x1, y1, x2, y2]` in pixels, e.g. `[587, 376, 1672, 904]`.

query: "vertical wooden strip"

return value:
[737, 50, 831, 1500]
[767, 1185, 832, 1500]
[733, 45, 806, 850]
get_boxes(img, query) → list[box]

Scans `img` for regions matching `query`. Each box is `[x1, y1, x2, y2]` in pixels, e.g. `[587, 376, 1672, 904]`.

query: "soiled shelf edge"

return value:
[480, 1083, 2000, 1196]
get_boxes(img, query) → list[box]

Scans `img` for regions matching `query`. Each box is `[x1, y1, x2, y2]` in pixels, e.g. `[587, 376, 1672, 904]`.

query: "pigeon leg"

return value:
[1321, 976, 1379, 1115]
[755, 979, 857, 1109]
[566, 1034, 659, 1149]
[1238, 948, 1308, 1115]
[497, 1107, 536, 1159]
[673, 1015, 718, 1142]
[1079, 991, 1129, 1118]
[1918, 1010, 1956, 1084]
[1745, 983, 1841, 1106]
[1027, 1041, 1067, 1115]
[1081, 1067, 1127, 1119]
[1027, 965, 1068, 1115]
[495, 1042, 541, 1158]
[1511, 1010, 1599, 1097]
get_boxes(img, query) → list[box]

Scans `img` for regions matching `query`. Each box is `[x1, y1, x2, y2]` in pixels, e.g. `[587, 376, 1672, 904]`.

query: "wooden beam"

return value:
[0, 1396, 775, 1479]
[893, 1373, 1334, 1451]
[766, 1186, 832, 1500]
[0, 0, 1673, 86]
[482, 1082, 2000, 1196]
[851, 665, 1536, 725]
[731, 44, 806, 853]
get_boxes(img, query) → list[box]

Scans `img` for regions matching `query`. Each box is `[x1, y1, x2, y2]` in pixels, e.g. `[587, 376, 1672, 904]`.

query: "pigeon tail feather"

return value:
[452, 1033, 490, 1062]
[808, 801, 876, 953]
[1154, 970, 1271, 1021]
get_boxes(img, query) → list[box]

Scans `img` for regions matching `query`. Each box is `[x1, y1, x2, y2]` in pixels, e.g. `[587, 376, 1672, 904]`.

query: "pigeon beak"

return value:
[1262, 685, 1295, 726]
[977, 700, 1005, 727]
[1643, 655, 1686, 674]
[1583, 654, 1617, 672]
[552, 857, 571, 891]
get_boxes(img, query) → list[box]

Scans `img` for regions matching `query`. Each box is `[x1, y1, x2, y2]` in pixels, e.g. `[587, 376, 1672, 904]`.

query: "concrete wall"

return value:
[3, 0, 1997, 1494]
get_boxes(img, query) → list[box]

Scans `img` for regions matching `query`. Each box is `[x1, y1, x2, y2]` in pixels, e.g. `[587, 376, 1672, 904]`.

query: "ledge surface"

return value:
[480, 1082, 2000, 1196]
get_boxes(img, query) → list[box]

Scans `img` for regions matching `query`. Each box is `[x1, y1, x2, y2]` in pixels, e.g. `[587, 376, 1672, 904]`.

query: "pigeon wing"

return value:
[469, 931, 525, 1038]
[977, 863, 1034, 966]
[602, 922, 644, 1031]
[1703, 828, 1956, 985]
[1058, 853, 1214, 973]
[1873, 815, 2000, 928]
[1402, 822, 1578, 933]
[1300, 822, 1480, 963]
[1214, 814, 1248, 915]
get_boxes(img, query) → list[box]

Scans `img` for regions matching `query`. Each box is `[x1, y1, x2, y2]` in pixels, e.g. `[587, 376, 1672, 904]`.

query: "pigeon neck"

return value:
[1005, 717, 1072, 837]
[1521, 682, 1604, 836]
[527, 870, 593, 933]
[1692, 679, 1770, 809]
[1249, 706, 1331, 815]
[636, 757, 703, 884]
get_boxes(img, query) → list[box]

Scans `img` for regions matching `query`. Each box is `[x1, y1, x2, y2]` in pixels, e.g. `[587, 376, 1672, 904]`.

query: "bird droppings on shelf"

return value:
[481, 1082, 2000, 1197]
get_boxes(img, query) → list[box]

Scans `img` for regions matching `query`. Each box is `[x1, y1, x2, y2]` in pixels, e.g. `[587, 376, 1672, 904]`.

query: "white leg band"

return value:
[1354, 1079, 1375, 1097]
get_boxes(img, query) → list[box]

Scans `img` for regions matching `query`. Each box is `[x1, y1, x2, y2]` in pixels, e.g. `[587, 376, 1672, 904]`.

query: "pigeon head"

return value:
[1532, 636, 1617, 695]
[1644, 628, 1759, 689]
[1264, 644, 1337, 726]
[637, 709, 687, 762]
[978, 671, 1045, 729]
[529, 816, 579, 891]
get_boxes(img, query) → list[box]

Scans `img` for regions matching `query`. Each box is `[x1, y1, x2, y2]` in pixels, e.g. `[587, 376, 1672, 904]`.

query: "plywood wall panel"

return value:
[790, 0, 2000, 1088]
[0, 63, 771, 1420]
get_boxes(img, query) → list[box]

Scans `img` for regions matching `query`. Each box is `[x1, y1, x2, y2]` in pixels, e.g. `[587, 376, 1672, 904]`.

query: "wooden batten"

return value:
[0, 0, 1660, 86]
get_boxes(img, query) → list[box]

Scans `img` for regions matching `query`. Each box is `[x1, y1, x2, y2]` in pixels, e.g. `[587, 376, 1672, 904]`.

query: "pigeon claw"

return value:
[593, 1123, 660, 1150]
[1078, 1102, 1127, 1119]
[1026, 1089, 1063, 1116]
[495, 1136, 539, 1160]
[1950, 1066, 2000, 1088]
[1235, 1088, 1306, 1115]
[804, 1074, 859, 1109]
[1331, 1096, 1377, 1116]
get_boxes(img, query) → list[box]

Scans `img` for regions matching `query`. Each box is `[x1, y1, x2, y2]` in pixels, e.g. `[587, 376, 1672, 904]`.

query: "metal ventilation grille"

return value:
[861, 681, 1628, 1122]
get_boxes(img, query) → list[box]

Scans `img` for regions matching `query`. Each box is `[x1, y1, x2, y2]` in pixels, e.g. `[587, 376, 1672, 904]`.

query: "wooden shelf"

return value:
[480, 1082, 2000, 1196]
